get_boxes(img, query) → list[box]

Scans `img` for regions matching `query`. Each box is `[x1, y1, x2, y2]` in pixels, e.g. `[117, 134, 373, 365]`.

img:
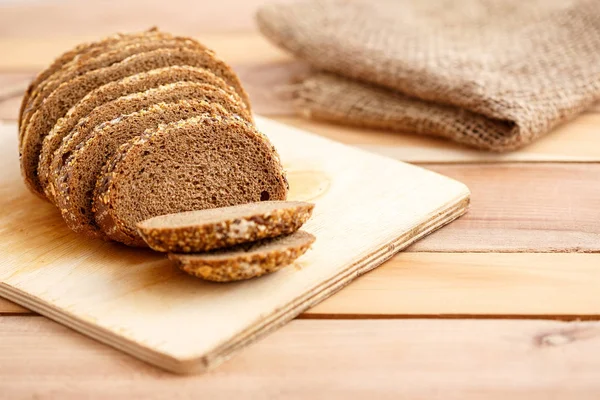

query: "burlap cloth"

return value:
[257, 0, 600, 151]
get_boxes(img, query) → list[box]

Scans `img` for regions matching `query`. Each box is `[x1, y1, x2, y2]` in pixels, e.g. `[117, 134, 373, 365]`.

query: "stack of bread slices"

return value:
[18, 28, 290, 249]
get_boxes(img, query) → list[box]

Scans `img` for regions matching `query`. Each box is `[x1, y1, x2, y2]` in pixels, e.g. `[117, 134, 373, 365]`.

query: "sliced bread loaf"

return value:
[20, 36, 206, 143]
[47, 81, 251, 204]
[38, 66, 238, 197]
[21, 47, 248, 198]
[137, 201, 314, 252]
[55, 100, 232, 239]
[168, 230, 315, 282]
[93, 115, 288, 247]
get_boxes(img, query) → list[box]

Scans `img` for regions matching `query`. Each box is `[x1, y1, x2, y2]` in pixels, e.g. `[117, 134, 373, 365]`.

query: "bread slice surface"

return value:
[93, 114, 288, 246]
[47, 80, 251, 204]
[56, 99, 232, 238]
[39, 65, 238, 197]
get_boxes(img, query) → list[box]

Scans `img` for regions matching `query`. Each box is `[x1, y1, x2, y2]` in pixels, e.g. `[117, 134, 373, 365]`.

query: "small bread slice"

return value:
[168, 230, 315, 282]
[137, 201, 314, 252]
[38, 66, 238, 197]
[21, 47, 247, 198]
[47, 81, 250, 205]
[55, 100, 232, 239]
[93, 115, 288, 247]
[19, 29, 168, 127]
[20, 31, 184, 143]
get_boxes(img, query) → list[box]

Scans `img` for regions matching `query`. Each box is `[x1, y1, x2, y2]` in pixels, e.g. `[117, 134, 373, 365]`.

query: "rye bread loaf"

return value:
[93, 115, 288, 247]
[55, 100, 232, 239]
[21, 47, 249, 198]
[168, 230, 315, 282]
[20, 36, 206, 144]
[18, 29, 165, 127]
[19, 30, 175, 139]
[137, 201, 314, 252]
[47, 81, 251, 204]
[38, 66, 237, 197]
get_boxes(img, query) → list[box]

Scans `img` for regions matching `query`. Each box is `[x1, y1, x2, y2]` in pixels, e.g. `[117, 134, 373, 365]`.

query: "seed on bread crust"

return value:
[169, 230, 315, 282]
[137, 200, 314, 252]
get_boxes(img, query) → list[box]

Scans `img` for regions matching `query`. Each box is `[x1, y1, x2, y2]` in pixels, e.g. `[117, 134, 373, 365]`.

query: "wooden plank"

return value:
[0, 297, 27, 314]
[0, 117, 469, 373]
[4, 253, 600, 318]
[274, 115, 600, 162]
[1, 316, 600, 399]
[412, 163, 600, 252]
[0, 0, 294, 37]
[0, 72, 32, 121]
[307, 253, 600, 317]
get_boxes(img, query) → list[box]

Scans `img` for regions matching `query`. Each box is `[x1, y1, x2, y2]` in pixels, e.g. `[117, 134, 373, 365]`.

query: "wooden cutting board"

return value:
[0, 117, 469, 374]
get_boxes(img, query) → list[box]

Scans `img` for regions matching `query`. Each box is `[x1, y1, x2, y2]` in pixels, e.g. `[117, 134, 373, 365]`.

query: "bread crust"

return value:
[137, 201, 314, 252]
[169, 231, 315, 282]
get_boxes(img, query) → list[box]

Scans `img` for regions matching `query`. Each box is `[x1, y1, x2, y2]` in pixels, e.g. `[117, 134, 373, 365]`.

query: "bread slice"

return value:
[19, 30, 176, 141]
[18, 29, 166, 127]
[38, 66, 238, 197]
[93, 115, 288, 247]
[168, 230, 315, 282]
[19, 36, 206, 144]
[55, 100, 232, 239]
[47, 81, 251, 204]
[137, 200, 314, 252]
[21, 47, 248, 198]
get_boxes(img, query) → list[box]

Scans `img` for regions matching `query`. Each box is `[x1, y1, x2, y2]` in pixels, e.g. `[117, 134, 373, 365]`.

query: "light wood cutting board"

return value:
[0, 117, 469, 374]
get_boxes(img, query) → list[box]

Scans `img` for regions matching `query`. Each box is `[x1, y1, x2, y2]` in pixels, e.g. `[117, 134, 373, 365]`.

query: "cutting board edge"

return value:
[0, 191, 469, 374]
[0, 282, 189, 373]
[200, 193, 470, 372]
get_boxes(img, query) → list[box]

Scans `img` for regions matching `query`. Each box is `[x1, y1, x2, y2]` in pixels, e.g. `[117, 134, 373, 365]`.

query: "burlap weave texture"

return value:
[257, 0, 600, 151]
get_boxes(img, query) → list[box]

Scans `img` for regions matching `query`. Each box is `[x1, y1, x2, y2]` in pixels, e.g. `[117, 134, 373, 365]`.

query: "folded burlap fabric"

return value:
[257, 0, 600, 151]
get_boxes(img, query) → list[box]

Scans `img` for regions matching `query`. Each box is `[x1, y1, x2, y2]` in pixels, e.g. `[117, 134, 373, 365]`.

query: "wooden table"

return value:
[1, 1, 599, 398]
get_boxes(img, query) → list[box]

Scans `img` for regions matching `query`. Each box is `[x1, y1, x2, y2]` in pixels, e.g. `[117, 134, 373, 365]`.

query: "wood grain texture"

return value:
[307, 253, 600, 317]
[0, 72, 33, 121]
[0, 297, 27, 314]
[0, 118, 468, 373]
[412, 163, 600, 252]
[4, 253, 600, 318]
[2, 316, 600, 399]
